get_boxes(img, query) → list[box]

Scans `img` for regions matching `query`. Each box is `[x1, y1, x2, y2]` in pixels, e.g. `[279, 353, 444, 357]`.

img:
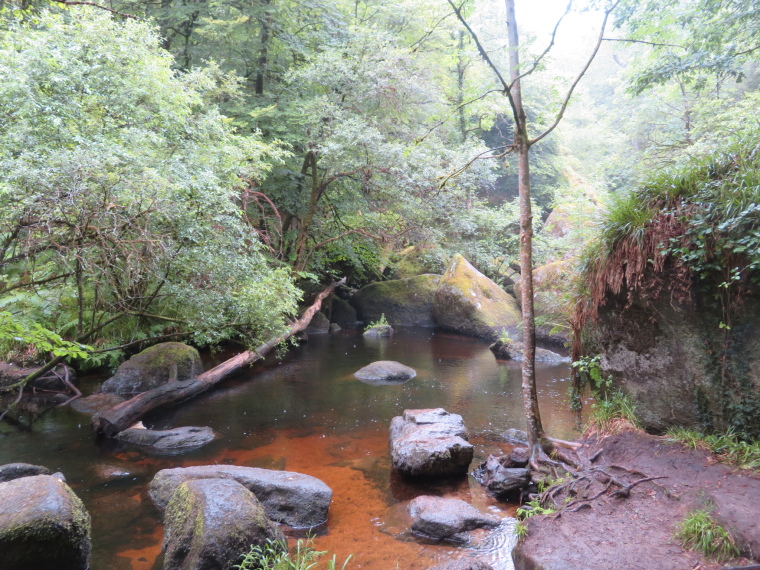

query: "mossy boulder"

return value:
[162, 478, 285, 570]
[0, 474, 91, 570]
[304, 311, 330, 334]
[351, 274, 441, 327]
[392, 244, 443, 279]
[100, 342, 201, 396]
[330, 296, 357, 328]
[514, 259, 575, 344]
[433, 255, 521, 341]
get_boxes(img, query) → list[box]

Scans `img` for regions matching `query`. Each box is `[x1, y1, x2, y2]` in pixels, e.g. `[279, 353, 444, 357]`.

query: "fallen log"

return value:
[92, 278, 345, 437]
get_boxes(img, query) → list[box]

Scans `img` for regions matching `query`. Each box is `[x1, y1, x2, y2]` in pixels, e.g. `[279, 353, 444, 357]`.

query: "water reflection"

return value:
[0, 328, 581, 569]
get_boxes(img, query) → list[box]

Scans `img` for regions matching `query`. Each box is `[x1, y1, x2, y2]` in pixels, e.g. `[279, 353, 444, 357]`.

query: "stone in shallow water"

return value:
[390, 408, 474, 477]
[0, 462, 52, 483]
[149, 465, 332, 528]
[354, 360, 416, 385]
[363, 324, 394, 337]
[115, 426, 216, 453]
[408, 495, 500, 543]
[472, 455, 530, 499]
[428, 560, 495, 570]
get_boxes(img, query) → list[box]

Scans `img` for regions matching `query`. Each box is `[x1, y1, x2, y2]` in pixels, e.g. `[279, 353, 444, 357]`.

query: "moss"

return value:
[352, 274, 440, 327]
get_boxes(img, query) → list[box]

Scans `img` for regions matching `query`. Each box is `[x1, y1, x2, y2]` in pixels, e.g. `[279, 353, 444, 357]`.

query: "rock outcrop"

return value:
[389, 408, 474, 477]
[162, 478, 285, 570]
[0, 473, 91, 570]
[150, 465, 332, 528]
[489, 340, 569, 363]
[115, 426, 217, 452]
[100, 342, 202, 396]
[433, 255, 521, 341]
[351, 275, 441, 327]
[354, 361, 416, 385]
[408, 495, 500, 543]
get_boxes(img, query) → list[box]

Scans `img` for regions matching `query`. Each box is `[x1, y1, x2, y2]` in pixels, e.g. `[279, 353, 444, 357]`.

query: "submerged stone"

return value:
[116, 426, 217, 453]
[408, 495, 500, 543]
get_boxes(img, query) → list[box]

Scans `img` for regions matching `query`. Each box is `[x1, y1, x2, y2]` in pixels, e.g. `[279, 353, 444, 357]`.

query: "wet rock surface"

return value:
[428, 560, 495, 570]
[100, 342, 202, 396]
[162, 478, 285, 570]
[304, 310, 330, 334]
[390, 408, 474, 477]
[363, 323, 394, 337]
[0, 474, 91, 570]
[0, 462, 53, 482]
[69, 392, 126, 415]
[354, 360, 416, 385]
[489, 339, 569, 363]
[472, 455, 530, 499]
[501, 428, 529, 446]
[408, 495, 500, 543]
[115, 426, 217, 453]
[149, 464, 332, 528]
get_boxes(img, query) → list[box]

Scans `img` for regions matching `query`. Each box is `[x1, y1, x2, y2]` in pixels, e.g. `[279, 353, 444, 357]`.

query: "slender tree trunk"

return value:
[255, 0, 273, 96]
[294, 151, 321, 271]
[506, 0, 545, 450]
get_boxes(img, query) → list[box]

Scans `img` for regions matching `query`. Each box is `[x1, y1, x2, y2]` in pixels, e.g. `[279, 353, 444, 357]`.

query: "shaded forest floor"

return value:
[514, 431, 760, 570]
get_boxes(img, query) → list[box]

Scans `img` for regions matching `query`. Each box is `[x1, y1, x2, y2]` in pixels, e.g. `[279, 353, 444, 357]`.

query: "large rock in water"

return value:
[100, 342, 201, 396]
[149, 465, 332, 528]
[0, 474, 91, 570]
[489, 340, 569, 363]
[472, 455, 531, 499]
[390, 408, 474, 477]
[304, 310, 330, 334]
[354, 361, 416, 385]
[408, 495, 500, 543]
[330, 296, 358, 328]
[116, 426, 217, 453]
[0, 462, 52, 482]
[162, 478, 285, 570]
[433, 255, 521, 341]
[351, 275, 441, 327]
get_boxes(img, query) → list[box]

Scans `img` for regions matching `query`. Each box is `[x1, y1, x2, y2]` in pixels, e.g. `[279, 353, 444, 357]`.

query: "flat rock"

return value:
[390, 408, 474, 477]
[472, 455, 530, 499]
[163, 478, 285, 570]
[68, 393, 126, 415]
[0, 474, 91, 570]
[408, 496, 500, 543]
[150, 465, 332, 528]
[354, 361, 416, 385]
[100, 342, 201, 396]
[116, 426, 216, 453]
[0, 462, 52, 483]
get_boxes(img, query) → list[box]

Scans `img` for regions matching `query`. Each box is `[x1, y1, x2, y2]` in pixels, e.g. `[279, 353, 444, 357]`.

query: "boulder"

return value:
[116, 426, 217, 453]
[163, 478, 285, 570]
[330, 297, 358, 328]
[393, 244, 443, 279]
[489, 340, 569, 363]
[304, 311, 330, 334]
[472, 455, 530, 499]
[0, 474, 91, 570]
[149, 465, 332, 528]
[354, 361, 416, 385]
[513, 259, 576, 344]
[429, 561, 494, 570]
[390, 408, 474, 477]
[0, 463, 52, 483]
[100, 342, 201, 396]
[504, 447, 530, 468]
[501, 428, 529, 446]
[408, 495, 499, 543]
[351, 275, 441, 327]
[69, 393, 126, 415]
[433, 255, 521, 341]
[363, 324, 394, 338]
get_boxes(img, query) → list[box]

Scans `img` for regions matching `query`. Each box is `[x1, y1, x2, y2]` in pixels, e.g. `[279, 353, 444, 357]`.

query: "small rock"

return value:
[354, 361, 416, 385]
[504, 447, 530, 468]
[116, 426, 216, 453]
[0, 463, 52, 483]
[501, 428, 529, 446]
[472, 455, 530, 499]
[408, 496, 499, 543]
[390, 408, 474, 477]
[163, 478, 285, 570]
[363, 324, 394, 337]
[329, 323, 342, 332]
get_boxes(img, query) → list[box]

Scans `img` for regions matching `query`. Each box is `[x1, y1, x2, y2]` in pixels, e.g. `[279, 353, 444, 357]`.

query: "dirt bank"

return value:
[513, 431, 760, 570]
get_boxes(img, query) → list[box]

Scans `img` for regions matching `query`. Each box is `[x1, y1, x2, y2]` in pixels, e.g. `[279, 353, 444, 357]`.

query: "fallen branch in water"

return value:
[91, 278, 345, 437]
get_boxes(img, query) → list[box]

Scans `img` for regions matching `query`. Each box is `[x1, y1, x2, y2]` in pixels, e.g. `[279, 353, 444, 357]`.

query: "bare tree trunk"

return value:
[91, 278, 345, 437]
[506, 0, 546, 450]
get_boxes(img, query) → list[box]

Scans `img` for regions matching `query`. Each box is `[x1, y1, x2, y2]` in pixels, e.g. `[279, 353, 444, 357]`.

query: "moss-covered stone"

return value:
[100, 342, 202, 396]
[392, 244, 443, 279]
[304, 311, 330, 334]
[351, 274, 441, 327]
[0, 474, 91, 570]
[330, 296, 358, 328]
[433, 255, 521, 341]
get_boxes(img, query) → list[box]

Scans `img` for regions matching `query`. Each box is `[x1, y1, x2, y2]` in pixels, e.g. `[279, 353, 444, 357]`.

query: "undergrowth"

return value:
[665, 427, 760, 470]
[366, 313, 389, 329]
[675, 508, 739, 562]
[514, 498, 556, 542]
[235, 538, 352, 570]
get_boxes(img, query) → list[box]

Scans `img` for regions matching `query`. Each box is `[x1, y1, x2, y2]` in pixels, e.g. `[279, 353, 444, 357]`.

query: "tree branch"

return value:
[51, 0, 142, 19]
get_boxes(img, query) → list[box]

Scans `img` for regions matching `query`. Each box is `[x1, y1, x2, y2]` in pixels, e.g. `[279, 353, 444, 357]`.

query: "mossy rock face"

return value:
[100, 342, 202, 396]
[514, 258, 576, 344]
[0, 474, 91, 570]
[433, 255, 521, 341]
[393, 244, 443, 279]
[163, 478, 285, 570]
[591, 293, 760, 434]
[351, 274, 441, 327]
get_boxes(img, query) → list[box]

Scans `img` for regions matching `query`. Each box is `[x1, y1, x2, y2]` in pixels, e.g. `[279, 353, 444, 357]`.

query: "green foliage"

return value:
[0, 311, 90, 362]
[516, 498, 555, 520]
[236, 538, 352, 570]
[675, 508, 739, 562]
[366, 314, 389, 329]
[666, 427, 760, 470]
[584, 389, 640, 437]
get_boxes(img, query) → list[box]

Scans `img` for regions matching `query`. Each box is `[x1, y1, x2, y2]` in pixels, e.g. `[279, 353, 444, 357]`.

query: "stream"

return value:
[0, 327, 582, 569]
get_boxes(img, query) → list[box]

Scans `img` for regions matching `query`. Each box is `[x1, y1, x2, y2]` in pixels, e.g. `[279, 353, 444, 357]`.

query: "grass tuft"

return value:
[236, 538, 352, 570]
[675, 508, 739, 562]
[665, 427, 760, 470]
[583, 389, 641, 437]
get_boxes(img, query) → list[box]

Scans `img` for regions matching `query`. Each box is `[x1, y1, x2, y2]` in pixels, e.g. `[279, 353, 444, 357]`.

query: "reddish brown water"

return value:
[0, 328, 583, 569]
